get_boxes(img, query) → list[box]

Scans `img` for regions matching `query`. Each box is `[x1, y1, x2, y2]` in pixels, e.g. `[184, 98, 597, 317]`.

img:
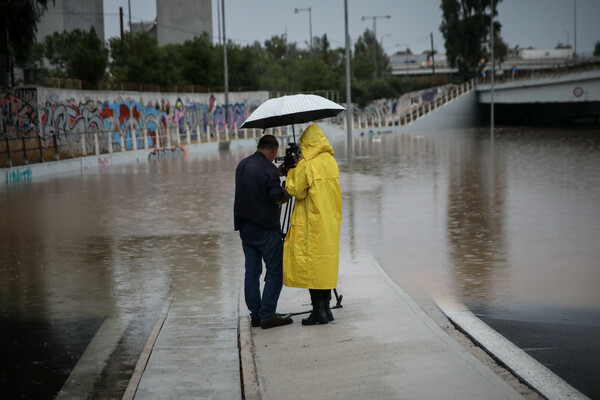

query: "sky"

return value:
[102, 0, 600, 56]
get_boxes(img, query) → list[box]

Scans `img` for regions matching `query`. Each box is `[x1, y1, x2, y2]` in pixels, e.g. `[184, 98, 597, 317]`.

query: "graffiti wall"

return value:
[1, 88, 38, 134]
[1, 87, 268, 149]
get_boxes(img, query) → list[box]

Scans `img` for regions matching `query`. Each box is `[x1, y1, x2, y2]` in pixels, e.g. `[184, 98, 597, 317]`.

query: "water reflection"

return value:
[0, 145, 252, 398]
[335, 127, 600, 316]
[445, 133, 508, 308]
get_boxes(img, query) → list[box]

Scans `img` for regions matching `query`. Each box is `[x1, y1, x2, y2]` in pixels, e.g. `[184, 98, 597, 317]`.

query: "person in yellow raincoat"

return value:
[283, 124, 342, 325]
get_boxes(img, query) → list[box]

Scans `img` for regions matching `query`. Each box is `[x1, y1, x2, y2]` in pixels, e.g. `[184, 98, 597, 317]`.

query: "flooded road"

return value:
[1, 125, 599, 398]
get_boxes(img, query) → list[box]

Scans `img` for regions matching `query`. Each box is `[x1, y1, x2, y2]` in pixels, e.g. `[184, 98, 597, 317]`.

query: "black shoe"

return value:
[301, 310, 329, 325]
[251, 318, 260, 327]
[260, 314, 293, 329]
[302, 290, 329, 325]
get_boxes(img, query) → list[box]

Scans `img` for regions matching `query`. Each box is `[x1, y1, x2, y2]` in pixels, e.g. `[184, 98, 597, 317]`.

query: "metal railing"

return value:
[0, 117, 293, 168]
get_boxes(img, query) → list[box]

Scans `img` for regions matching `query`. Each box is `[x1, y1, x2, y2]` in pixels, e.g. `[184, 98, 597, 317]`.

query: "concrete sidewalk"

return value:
[240, 253, 527, 400]
[128, 251, 587, 399]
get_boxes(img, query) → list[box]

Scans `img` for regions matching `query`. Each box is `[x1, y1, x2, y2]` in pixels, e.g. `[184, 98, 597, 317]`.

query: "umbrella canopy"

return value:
[239, 94, 345, 131]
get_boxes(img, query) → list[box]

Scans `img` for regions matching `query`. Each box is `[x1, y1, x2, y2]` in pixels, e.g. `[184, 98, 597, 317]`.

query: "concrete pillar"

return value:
[108, 131, 113, 153]
[176, 126, 181, 146]
[155, 128, 161, 148]
[166, 126, 171, 147]
[144, 130, 149, 149]
[186, 125, 191, 145]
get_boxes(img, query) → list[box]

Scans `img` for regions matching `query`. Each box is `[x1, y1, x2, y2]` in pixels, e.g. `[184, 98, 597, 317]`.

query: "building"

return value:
[156, 0, 212, 46]
[36, 0, 104, 43]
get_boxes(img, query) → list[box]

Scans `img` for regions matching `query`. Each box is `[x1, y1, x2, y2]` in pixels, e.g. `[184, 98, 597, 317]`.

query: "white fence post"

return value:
[94, 131, 99, 155]
[132, 128, 137, 151]
[81, 132, 87, 156]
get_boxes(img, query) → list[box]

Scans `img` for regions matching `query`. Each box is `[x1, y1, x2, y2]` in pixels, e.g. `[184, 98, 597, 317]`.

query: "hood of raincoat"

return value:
[299, 124, 334, 160]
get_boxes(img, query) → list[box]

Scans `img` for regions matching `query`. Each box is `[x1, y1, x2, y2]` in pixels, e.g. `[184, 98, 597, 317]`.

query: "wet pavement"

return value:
[1, 125, 599, 398]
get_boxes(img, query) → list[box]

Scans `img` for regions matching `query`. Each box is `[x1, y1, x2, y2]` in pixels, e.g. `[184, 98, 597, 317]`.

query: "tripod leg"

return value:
[333, 288, 343, 308]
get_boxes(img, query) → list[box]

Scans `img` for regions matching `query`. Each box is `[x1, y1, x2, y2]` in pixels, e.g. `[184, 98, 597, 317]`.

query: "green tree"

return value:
[352, 29, 390, 80]
[440, 0, 504, 80]
[108, 31, 162, 84]
[0, 0, 50, 86]
[595, 41, 600, 57]
[178, 33, 219, 86]
[43, 27, 108, 86]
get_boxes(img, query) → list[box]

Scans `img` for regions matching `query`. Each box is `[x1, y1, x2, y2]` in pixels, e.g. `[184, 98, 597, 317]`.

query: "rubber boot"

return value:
[302, 289, 329, 325]
[323, 289, 334, 321]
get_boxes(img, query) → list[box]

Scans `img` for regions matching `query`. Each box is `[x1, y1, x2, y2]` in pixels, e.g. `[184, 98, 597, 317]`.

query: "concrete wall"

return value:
[2, 137, 261, 186]
[477, 69, 600, 104]
[30, 87, 268, 146]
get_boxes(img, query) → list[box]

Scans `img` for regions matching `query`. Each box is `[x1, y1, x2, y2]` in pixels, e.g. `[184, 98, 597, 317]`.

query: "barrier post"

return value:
[94, 131, 100, 155]
[132, 128, 137, 151]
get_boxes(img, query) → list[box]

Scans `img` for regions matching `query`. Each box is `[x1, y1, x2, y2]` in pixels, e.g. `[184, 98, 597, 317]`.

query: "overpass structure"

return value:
[476, 67, 600, 125]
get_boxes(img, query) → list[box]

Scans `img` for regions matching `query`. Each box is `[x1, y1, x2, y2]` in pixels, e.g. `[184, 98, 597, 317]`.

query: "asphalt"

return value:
[127, 252, 590, 400]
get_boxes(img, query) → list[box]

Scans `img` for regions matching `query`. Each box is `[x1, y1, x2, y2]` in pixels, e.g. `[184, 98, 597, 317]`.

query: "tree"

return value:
[595, 41, 600, 57]
[440, 0, 504, 80]
[178, 33, 219, 86]
[353, 29, 390, 80]
[0, 0, 50, 86]
[43, 27, 108, 86]
[108, 31, 162, 84]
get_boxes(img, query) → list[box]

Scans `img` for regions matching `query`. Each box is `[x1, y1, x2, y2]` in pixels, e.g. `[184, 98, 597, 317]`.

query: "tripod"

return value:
[279, 180, 343, 317]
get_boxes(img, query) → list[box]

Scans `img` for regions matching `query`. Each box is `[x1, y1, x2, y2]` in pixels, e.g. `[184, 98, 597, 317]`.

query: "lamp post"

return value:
[344, 0, 352, 163]
[361, 15, 391, 80]
[294, 7, 312, 54]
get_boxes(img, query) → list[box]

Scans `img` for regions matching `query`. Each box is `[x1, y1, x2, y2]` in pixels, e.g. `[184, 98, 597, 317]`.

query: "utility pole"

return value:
[490, 0, 495, 143]
[222, 0, 229, 132]
[345, 0, 353, 163]
[119, 7, 124, 40]
[430, 32, 435, 75]
[574, 0, 577, 57]
[128, 0, 132, 33]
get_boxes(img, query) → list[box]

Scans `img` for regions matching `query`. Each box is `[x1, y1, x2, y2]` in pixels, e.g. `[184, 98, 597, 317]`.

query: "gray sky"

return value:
[103, 0, 600, 56]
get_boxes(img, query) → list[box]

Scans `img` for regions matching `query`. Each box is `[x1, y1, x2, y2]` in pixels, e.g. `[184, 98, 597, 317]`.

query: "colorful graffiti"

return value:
[37, 94, 247, 148]
[0, 89, 38, 132]
[5, 168, 32, 184]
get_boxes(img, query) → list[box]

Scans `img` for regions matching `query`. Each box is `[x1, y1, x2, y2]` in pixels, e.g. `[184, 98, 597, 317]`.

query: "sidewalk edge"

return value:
[434, 296, 590, 400]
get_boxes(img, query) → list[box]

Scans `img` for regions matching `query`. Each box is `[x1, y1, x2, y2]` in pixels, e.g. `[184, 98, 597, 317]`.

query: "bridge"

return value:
[476, 65, 600, 125]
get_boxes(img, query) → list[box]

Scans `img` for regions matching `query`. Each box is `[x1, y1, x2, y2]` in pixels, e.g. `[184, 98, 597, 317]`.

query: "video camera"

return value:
[275, 142, 300, 174]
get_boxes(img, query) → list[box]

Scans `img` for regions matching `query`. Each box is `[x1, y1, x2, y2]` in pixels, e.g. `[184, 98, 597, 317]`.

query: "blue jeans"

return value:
[240, 226, 283, 321]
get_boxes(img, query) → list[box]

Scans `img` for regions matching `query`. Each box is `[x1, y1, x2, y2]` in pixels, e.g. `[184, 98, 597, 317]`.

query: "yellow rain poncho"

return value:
[283, 124, 342, 289]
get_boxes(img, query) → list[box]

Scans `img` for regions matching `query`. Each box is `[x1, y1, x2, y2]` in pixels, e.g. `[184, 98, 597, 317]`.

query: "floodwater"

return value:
[1, 125, 599, 399]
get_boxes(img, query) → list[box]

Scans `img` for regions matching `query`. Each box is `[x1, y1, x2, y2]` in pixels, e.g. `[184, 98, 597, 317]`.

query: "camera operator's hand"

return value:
[278, 163, 287, 177]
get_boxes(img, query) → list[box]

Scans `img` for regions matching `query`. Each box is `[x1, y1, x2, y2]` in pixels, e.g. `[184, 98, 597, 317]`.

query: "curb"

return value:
[433, 295, 590, 400]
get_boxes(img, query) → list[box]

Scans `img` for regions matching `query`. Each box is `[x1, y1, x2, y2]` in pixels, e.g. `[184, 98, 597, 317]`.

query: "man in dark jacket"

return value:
[234, 135, 293, 329]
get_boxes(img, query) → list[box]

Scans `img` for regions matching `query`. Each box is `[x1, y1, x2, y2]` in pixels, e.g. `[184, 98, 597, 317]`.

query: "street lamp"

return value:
[361, 15, 391, 80]
[294, 7, 312, 54]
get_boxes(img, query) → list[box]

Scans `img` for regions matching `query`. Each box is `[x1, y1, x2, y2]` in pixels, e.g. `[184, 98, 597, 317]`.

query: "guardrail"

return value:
[350, 79, 476, 129]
